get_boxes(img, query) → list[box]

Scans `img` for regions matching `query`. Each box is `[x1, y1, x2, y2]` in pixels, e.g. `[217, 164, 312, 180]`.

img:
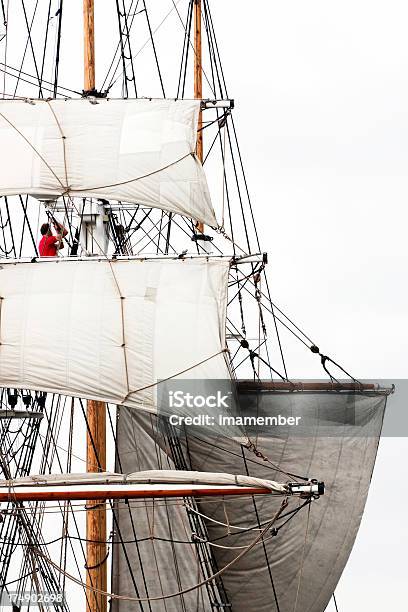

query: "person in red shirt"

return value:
[38, 221, 68, 257]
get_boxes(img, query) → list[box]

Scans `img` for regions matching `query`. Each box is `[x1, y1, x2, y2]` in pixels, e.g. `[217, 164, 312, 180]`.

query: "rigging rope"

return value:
[293, 499, 312, 612]
[33, 499, 289, 603]
[66, 151, 196, 194]
[121, 348, 229, 403]
[106, 0, 184, 93]
[241, 446, 282, 612]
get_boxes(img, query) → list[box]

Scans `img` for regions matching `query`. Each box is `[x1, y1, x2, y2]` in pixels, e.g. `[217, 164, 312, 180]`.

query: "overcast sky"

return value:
[2, 1, 408, 609]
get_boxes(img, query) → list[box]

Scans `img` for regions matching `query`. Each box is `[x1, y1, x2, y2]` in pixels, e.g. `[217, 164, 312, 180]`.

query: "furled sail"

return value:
[0, 98, 217, 226]
[0, 470, 290, 501]
[0, 257, 230, 411]
[113, 389, 388, 611]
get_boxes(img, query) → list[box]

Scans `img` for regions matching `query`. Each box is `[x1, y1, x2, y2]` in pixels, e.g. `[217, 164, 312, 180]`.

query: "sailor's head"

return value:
[40, 222, 52, 236]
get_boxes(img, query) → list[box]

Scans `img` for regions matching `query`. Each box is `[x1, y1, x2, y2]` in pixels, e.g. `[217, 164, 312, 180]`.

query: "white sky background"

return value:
[2, 0, 408, 609]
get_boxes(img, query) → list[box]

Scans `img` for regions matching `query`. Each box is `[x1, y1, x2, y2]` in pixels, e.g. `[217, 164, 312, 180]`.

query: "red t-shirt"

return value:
[39, 235, 58, 257]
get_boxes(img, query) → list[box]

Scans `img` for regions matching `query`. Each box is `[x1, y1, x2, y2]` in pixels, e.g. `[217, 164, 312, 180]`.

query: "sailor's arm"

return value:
[52, 221, 67, 250]
[53, 221, 68, 237]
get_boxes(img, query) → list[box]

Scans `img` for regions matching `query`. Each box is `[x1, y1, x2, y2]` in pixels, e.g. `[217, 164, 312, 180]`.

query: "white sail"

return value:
[0, 98, 217, 227]
[0, 258, 230, 410]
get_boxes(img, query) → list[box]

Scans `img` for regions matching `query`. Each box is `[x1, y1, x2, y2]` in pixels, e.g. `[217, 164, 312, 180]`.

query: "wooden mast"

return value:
[86, 403, 107, 612]
[83, 2, 107, 611]
[83, 0, 96, 93]
[194, 0, 204, 233]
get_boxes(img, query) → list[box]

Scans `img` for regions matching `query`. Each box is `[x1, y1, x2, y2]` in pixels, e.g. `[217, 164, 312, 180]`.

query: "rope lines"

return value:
[34, 500, 289, 603]
[0, 392, 69, 610]
[293, 500, 312, 612]
[165, 418, 231, 609]
[104, 0, 178, 96]
[241, 446, 282, 611]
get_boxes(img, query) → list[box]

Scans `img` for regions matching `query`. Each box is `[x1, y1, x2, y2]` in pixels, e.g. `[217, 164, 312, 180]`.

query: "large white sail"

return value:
[0, 258, 230, 410]
[0, 99, 217, 227]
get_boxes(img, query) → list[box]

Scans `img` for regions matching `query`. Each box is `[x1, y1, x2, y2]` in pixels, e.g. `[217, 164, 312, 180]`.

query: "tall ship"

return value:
[0, 2, 392, 611]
